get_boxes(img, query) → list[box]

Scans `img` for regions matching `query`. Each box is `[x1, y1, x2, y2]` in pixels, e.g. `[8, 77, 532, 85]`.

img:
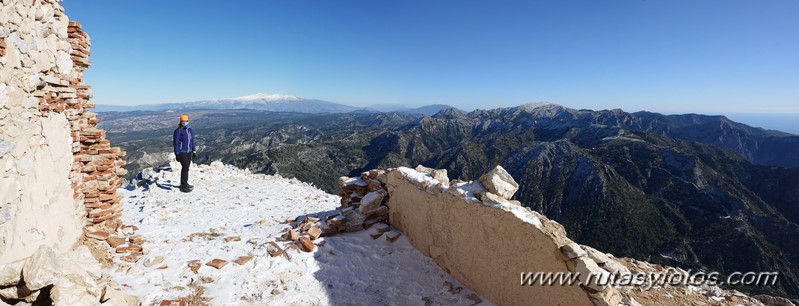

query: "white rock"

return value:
[413, 166, 448, 184]
[358, 189, 386, 214]
[559, 242, 587, 259]
[55, 51, 72, 74]
[414, 165, 434, 174]
[18, 156, 32, 172]
[36, 50, 53, 73]
[602, 259, 631, 276]
[100, 286, 139, 306]
[0, 260, 24, 287]
[582, 245, 611, 265]
[589, 289, 623, 306]
[51, 277, 100, 306]
[6, 44, 22, 69]
[453, 180, 487, 200]
[478, 165, 519, 200]
[10, 33, 28, 54]
[46, 34, 58, 52]
[21, 246, 59, 292]
[480, 192, 509, 206]
[0, 83, 8, 109]
[24, 74, 41, 92]
[569, 256, 611, 292]
[57, 245, 102, 287]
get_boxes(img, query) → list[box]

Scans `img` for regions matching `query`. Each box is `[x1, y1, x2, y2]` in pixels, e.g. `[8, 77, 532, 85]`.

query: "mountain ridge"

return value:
[93, 94, 460, 116]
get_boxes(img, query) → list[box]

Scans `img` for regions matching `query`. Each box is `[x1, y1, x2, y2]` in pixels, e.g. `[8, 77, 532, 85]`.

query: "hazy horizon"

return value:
[92, 95, 799, 135]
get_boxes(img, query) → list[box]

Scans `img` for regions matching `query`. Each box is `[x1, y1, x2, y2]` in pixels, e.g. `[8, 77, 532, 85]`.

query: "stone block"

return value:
[385, 231, 401, 243]
[307, 227, 322, 240]
[560, 242, 587, 260]
[233, 256, 253, 266]
[479, 165, 519, 200]
[206, 258, 229, 269]
[298, 237, 315, 252]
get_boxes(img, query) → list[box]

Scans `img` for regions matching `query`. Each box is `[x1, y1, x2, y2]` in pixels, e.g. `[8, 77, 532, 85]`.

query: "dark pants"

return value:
[177, 152, 192, 187]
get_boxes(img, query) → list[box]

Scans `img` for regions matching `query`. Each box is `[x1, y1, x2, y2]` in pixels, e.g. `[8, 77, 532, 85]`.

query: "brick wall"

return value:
[34, 21, 127, 230]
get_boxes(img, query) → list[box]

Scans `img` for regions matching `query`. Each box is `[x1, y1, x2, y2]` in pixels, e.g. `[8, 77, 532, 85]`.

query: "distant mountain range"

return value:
[93, 93, 458, 116]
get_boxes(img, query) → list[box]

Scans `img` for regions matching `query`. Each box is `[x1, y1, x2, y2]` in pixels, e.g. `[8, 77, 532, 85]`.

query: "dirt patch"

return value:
[183, 230, 224, 242]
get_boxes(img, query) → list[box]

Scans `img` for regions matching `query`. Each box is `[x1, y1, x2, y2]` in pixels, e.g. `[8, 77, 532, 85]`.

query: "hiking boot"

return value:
[180, 186, 192, 193]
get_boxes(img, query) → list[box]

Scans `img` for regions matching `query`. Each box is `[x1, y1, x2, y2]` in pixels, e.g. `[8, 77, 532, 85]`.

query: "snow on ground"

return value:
[109, 161, 492, 306]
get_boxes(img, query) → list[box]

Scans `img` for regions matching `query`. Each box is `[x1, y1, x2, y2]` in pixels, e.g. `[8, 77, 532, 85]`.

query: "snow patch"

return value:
[230, 93, 300, 102]
[111, 162, 491, 305]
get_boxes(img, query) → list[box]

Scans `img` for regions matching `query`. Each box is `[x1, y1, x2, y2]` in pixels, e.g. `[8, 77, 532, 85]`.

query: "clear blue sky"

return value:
[62, 0, 798, 114]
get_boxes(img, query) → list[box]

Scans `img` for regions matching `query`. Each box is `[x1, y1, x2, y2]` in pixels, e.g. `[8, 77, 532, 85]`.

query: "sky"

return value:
[61, 0, 798, 115]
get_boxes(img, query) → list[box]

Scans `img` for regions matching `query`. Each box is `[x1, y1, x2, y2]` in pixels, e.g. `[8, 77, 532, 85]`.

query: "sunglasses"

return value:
[181, 120, 189, 123]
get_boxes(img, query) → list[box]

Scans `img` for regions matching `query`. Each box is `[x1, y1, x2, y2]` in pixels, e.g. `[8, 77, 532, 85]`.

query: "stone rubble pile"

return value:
[246, 169, 404, 260]
[337, 168, 391, 231]
[83, 224, 148, 266]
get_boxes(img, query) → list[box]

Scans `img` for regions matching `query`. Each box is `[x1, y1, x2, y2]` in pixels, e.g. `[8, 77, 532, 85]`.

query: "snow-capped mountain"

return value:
[228, 93, 301, 101]
[93, 94, 462, 115]
[94, 93, 359, 114]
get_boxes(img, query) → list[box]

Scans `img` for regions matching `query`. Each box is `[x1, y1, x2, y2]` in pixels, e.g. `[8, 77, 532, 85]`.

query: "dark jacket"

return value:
[173, 127, 195, 156]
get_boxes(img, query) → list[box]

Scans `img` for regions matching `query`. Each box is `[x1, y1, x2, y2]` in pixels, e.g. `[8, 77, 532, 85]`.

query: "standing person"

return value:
[173, 114, 196, 192]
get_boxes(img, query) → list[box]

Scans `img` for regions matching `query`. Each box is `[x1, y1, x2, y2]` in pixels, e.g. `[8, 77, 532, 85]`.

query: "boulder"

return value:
[100, 286, 139, 306]
[582, 245, 611, 265]
[480, 192, 509, 206]
[602, 259, 631, 275]
[450, 180, 487, 200]
[21, 246, 59, 292]
[0, 261, 23, 287]
[358, 189, 386, 214]
[588, 288, 623, 306]
[568, 257, 610, 293]
[479, 166, 518, 200]
[559, 242, 587, 260]
[414, 165, 448, 184]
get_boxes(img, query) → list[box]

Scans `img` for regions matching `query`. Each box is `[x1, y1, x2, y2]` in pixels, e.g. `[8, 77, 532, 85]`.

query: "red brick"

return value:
[106, 237, 126, 248]
[85, 230, 109, 240]
[233, 256, 253, 265]
[298, 237, 315, 252]
[206, 258, 229, 269]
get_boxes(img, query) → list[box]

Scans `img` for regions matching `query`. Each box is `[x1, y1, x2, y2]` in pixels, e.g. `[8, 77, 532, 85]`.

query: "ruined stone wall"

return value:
[372, 165, 665, 306]
[0, 0, 125, 264]
[0, 0, 134, 304]
[374, 166, 778, 306]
